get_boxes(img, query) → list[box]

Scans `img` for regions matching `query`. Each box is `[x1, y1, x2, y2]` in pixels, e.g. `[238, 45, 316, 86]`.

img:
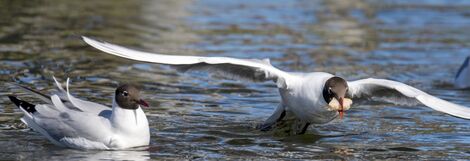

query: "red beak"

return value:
[338, 98, 344, 119]
[138, 99, 149, 108]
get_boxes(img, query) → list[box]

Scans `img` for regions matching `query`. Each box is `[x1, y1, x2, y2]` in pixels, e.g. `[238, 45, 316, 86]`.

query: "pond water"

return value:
[0, 0, 469, 160]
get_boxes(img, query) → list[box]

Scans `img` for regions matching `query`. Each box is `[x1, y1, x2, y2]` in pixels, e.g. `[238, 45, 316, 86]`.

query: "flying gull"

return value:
[83, 36, 470, 134]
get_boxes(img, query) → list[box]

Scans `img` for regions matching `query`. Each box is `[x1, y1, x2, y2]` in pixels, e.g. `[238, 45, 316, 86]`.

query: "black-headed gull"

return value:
[455, 56, 470, 89]
[8, 77, 150, 149]
[83, 36, 470, 134]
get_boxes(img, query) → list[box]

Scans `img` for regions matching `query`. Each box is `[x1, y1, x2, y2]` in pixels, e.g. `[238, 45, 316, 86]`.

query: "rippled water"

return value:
[1, 0, 470, 160]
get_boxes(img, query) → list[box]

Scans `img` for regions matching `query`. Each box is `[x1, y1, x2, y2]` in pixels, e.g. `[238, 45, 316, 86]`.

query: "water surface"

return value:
[0, 0, 470, 160]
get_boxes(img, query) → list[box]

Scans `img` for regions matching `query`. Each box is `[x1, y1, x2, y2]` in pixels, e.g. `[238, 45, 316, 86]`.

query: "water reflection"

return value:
[28, 149, 151, 161]
[48, 149, 151, 161]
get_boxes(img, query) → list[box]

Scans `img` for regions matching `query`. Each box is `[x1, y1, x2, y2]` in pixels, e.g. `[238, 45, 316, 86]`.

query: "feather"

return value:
[82, 36, 290, 88]
[348, 78, 470, 119]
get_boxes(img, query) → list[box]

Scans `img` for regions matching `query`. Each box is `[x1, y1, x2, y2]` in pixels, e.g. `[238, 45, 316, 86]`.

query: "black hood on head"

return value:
[115, 84, 142, 110]
[322, 76, 348, 103]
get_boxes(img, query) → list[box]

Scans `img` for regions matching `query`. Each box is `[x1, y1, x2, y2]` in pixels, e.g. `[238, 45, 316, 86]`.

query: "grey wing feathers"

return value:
[24, 95, 111, 146]
[174, 59, 273, 82]
[82, 36, 290, 88]
[348, 78, 470, 119]
[347, 81, 420, 106]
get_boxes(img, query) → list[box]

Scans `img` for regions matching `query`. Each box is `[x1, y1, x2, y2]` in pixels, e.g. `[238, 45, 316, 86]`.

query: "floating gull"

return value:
[8, 77, 150, 149]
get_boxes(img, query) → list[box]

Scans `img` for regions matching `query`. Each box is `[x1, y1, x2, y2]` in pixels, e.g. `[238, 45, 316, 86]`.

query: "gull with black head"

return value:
[83, 36, 470, 135]
[8, 77, 150, 150]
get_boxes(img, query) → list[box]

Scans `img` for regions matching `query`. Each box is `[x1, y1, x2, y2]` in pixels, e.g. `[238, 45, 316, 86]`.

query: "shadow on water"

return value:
[0, 0, 470, 160]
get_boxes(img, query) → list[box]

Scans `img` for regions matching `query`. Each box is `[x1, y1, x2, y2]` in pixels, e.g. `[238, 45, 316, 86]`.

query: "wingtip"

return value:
[82, 36, 94, 45]
[52, 76, 65, 91]
[7, 95, 19, 106]
[81, 36, 110, 52]
[66, 77, 70, 92]
[81, 36, 91, 42]
[81, 36, 103, 46]
[7, 95, 36, 113]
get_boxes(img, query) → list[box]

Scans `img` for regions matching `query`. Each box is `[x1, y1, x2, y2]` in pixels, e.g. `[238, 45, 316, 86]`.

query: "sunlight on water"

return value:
[0, 0, 469, 160]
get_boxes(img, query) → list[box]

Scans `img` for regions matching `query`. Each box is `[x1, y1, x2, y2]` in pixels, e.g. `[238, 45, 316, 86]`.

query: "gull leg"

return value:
[298, 122, 311, 134]
[257, 103, 286, 131]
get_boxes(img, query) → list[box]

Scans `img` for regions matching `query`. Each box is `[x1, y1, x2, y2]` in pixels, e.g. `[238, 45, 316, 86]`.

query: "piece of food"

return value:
[328, 98, 353, 118]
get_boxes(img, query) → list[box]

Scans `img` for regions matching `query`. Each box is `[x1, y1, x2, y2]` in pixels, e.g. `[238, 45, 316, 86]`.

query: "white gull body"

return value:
[83, 36, 470, 134]
[10, 78, 150, 150]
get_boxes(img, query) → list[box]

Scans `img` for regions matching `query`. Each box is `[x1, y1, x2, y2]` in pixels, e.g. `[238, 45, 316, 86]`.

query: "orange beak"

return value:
[338, 97, 344, 119]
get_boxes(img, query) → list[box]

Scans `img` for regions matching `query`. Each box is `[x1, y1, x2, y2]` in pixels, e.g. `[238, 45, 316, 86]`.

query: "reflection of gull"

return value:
[84, 37, 470, 135]
[8, 77, 150, 149]
[56, 149, 150, 161]
[455, 56, 470, 89]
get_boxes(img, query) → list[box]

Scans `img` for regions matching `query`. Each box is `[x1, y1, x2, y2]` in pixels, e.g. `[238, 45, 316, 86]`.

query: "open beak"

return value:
[338, 97, 344, 119]
[137, 99, 149, 108]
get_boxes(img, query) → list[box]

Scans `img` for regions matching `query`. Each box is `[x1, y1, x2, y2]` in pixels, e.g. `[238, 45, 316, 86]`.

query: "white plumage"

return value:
[10, 77, 150, 150]
[83, 36, 470, 134]
[348, 78, 470, 118]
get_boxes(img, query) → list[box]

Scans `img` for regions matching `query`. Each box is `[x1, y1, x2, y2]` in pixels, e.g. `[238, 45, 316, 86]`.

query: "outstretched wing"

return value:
[347, 78, 470, 119]
[82, 36, 291, 88]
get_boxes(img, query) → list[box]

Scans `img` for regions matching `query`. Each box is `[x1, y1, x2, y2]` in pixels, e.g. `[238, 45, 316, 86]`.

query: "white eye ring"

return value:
[122, 91, 129, 96]
[328, 87, 332, 93]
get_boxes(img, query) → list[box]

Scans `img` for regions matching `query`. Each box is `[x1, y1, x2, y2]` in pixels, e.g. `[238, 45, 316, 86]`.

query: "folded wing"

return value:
[52, 77, 110, 115]
[82, 36, 291, 88]
[15, 95, 112, 149]
[348, 78, 470, 119]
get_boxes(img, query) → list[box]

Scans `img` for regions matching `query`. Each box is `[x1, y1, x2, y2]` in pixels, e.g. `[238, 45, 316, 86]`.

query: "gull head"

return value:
[115, 84, 149, 109]
[322, 76, 353, 118]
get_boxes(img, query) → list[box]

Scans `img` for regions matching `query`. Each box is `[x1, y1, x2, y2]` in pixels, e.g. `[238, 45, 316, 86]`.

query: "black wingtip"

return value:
[8, 95, 20, 106]
[8, 95, 36, 113]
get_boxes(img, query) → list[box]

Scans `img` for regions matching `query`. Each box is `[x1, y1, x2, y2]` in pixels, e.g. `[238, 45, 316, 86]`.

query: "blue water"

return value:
[0, 0, 469, 160]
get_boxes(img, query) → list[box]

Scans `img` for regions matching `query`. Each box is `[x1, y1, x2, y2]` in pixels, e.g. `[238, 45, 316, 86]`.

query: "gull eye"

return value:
[328, 87, 332, 94]
[122, 91, 129, 97]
